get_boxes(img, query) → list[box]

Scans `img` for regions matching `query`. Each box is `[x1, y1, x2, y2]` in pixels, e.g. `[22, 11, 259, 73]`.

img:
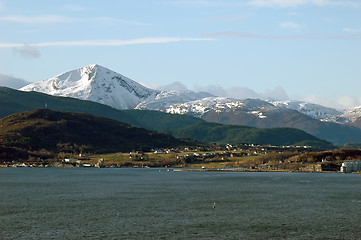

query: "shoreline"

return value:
[2, 165, 360, 174]
[172, 168, 348, 174]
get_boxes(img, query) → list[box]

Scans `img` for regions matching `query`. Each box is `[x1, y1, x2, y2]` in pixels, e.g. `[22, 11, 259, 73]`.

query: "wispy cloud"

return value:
[343, 27, 361, 33]
[13, 44, 41, 59]
[203, 31, 361, 40]
[0, 15, 147, 26]
[170, 0, 244, 7]
[203, 32, 311, 39]
[0, 37, 216, 48]
[170, 0, 361, 8]
[0, 15, 76, 24]
[303, 94, 361, 109]
[92, 17, 148, 26]
[205, 14, 249, 23]
[194, 84, 289, 100]
[61, 4, 90, 12]
[248, 0, 361, 8]
[287, 11, 299, 16]
[280, 22, 305, 31]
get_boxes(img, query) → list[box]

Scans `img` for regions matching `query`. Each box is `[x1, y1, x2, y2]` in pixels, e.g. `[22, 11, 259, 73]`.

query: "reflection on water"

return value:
[1, 168, 360, 239]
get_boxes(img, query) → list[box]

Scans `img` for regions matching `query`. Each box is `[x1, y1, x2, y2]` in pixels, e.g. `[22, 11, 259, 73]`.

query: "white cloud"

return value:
[170, 0, 247, 7]
[261, 86, 289, 100]
[198, 85, 361, 109]
[13, 44, 40, 59]
[302, 94, 361, 109]
[205, 14, 249, 23]
[194, 85, 289, 101]
[203, 31, 361, 40]
[280, 21, 305, 31]
[0, 15, 147, 26]
[248, 0, 361, 8]
[161, 82, 359, 109]
[0, 15, 75, 24]
[92, 17, 148, 26]
[203, 31, 310, 39]
[158, 81, 188, 91]
[0, 37, 215, 49]
[343, 27, 361, 33]
[61, 4, 89, 12]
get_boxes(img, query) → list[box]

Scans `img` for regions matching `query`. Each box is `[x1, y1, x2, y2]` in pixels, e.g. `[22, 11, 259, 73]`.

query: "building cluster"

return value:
[340, 160, 361, 173]
[62, 158, 105, 168]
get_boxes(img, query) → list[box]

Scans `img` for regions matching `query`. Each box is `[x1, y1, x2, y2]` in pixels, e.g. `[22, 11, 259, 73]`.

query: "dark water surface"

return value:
[1, 168, 360, 239]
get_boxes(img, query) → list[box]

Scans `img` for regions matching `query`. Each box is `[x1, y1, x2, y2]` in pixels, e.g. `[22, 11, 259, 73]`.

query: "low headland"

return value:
[2, 144, 361, 174]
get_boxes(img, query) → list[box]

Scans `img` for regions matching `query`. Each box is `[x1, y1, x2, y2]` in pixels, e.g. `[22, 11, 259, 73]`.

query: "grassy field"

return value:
[48, 147, 361, 171]
[86, 150, 262, 168]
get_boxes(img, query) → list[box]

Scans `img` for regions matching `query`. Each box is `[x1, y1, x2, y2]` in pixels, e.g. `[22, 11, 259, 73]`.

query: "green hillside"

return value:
[0, 87, 203, 131]
[0, 109, 187, 160]
[0, 87, 334, 149]
[172, 122, 334, 149]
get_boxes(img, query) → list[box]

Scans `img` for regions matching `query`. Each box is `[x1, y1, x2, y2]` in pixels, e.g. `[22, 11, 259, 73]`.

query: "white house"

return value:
[340, 160, 361, 173]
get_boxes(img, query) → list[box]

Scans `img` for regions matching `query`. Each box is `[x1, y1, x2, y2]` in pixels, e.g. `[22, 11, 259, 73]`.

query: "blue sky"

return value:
[0, 0, 360, 108]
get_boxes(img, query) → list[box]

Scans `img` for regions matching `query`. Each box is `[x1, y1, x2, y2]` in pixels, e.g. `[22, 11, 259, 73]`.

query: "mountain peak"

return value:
[20, 64, 159, 110]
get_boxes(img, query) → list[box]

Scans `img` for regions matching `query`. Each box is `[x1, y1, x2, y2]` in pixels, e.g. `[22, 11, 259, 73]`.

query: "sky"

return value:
[0, 0, 360, 109]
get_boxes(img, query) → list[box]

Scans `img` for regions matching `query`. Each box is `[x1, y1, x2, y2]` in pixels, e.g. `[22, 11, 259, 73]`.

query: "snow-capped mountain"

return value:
[166, 97, 276, 118]
[269, 100, 346, 123]
[342, 106, 361, 122]
[19, 64, 361, 126]
[20, 64, 159, 110]
[135, 90, 214, 111]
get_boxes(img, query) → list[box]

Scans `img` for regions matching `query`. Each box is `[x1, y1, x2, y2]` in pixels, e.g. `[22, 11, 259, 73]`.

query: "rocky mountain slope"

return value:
[135, 90, 214, 112]
[269, 100, 346, 123]
[0, 87, 334, 149]
[19, 64, 361, 123]
[17, 65, 361, 145]
[20, 64, 159, 110]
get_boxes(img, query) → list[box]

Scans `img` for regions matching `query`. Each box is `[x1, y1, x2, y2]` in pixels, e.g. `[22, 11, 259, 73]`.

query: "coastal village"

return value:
[2, 143, 361, 173]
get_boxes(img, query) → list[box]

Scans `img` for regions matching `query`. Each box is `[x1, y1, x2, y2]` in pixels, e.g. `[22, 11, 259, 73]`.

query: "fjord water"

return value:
[1, 168, 360, 239]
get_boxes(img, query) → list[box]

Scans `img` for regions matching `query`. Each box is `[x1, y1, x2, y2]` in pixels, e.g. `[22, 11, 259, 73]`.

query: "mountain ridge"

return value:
[15, 64, 361, 145]
[20, 64, 159, 110]
[0, 87, 334, 149]
[19, 64, 361, 123]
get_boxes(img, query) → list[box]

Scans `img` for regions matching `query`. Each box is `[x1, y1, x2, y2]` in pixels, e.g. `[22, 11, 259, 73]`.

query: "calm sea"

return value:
[0, 168, 360, 240]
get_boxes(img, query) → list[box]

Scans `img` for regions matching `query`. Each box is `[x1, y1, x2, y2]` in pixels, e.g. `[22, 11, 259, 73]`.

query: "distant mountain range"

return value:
[0, 87, 333, 149]
[19, 64, 361, 123]
[4, 64, 361, 146]
[0, 74, 30, 89]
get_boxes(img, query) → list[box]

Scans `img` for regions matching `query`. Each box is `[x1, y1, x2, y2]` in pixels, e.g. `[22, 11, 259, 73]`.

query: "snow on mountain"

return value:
[20, 64, 159, 110]
[269, 100, 346, 122]
[166, 97, 276, 118]
[342, 106, 361, 122]
[18, 64, 361, 126]
[135, 90, 214, 111]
